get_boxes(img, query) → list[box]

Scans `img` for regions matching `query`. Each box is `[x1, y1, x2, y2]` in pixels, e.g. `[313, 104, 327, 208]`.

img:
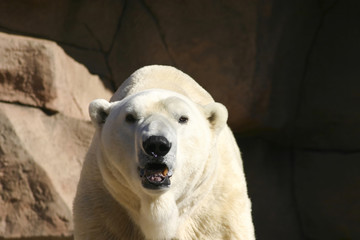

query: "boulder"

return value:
[0, 102, 94, 238]
[0, 32, 112, 120]
[0, 32, 110, 238]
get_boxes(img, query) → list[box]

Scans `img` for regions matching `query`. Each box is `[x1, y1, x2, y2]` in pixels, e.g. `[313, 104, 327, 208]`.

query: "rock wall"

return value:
[0, 33, 112, 238]
[0, 0, 359, 239]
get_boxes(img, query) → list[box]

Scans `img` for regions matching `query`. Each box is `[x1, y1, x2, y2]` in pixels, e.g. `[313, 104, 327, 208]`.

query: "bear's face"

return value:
[89, 90, 227, 197]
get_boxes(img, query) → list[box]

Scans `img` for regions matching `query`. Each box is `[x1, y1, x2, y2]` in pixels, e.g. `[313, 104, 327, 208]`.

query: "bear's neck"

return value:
[133, 170, 218, 239]
[137, 192, 179, 240]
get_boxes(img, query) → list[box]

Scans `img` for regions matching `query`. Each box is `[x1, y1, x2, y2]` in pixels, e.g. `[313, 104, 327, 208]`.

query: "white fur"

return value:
[73, 65, 255, 240]
[139, 193, 179, 239]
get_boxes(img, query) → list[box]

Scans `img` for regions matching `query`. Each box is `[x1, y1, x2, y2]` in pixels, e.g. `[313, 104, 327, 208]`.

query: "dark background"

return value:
[0, 0, 359, 239]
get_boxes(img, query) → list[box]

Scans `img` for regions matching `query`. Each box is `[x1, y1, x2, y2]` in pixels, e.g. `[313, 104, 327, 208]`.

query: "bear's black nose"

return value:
[143, 136, 171, 157]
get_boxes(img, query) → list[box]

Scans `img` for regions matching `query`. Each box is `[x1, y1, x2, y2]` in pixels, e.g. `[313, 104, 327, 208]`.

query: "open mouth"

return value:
[138, 163, 172, 190]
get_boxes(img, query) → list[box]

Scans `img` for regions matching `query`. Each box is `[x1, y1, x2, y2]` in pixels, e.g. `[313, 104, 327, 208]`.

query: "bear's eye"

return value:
[178, 116, 189, 124]
[125, 113, 137, 123]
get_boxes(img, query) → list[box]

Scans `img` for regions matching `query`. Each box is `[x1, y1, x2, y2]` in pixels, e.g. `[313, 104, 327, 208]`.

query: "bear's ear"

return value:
[89, 99, 112, 127]
[203, 102, 228, 133]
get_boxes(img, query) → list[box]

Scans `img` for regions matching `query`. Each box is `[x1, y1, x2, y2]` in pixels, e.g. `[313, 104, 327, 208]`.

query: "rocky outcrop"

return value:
[0, 33, 112, 238]
[0, 103, 76, 238]
[0, 32, 112, 120]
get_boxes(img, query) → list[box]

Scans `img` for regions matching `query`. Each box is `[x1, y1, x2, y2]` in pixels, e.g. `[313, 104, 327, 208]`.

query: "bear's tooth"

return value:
[163, 167, 169, 176]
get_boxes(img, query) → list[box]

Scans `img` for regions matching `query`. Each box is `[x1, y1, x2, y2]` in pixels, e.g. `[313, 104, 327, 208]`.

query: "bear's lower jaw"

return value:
[138, 163, 172, 190]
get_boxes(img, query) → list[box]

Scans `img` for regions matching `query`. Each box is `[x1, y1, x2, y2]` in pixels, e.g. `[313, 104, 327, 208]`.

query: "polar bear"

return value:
[73, 65, 255, 239]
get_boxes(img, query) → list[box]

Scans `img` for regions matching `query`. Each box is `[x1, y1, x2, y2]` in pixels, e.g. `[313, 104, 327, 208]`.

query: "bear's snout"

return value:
[143, 136, 172, 158]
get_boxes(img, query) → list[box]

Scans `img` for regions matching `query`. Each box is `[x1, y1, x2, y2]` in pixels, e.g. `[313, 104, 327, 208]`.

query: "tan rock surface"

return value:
[0, 32, 111, 238]
[0, 102, 94, 238]
[0, 32, 112, 120]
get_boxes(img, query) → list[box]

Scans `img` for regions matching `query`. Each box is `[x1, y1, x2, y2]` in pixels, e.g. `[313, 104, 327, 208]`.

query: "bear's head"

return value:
[89, 89, 228, 198]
